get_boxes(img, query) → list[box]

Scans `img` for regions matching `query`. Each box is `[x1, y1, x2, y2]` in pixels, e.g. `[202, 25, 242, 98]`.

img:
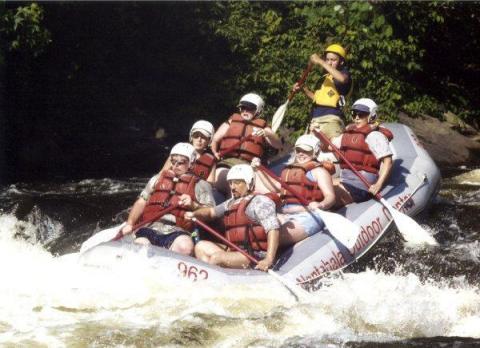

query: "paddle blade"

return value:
[271, 101, 289, 133]
[316, 209, 361, 249]
[267, 269, 311, 302]
[80, 223, 125, 254]
[381, 198, 438, 247]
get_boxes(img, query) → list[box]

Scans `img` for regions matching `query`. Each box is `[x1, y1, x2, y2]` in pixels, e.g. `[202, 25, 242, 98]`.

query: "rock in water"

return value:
[451, 169, 480, 186]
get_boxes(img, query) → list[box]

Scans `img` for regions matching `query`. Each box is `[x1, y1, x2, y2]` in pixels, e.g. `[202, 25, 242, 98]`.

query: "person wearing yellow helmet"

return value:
[293, 43, 353, 140]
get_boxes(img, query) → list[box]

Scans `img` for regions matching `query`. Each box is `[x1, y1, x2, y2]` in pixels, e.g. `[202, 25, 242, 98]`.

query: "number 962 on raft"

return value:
[177, 261, 209, 281]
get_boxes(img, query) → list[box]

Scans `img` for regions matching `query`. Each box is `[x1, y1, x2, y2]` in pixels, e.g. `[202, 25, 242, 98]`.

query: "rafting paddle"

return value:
[313, 129, 438, 247]
[257, 164, 361, 249]
[192, 217, 310, 302]
[271, 64, 313, 133]
[79, 203, 179, 254]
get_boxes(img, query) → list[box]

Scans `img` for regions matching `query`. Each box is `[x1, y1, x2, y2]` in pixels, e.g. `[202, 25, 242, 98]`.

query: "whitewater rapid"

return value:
[1, 211, 479, 347]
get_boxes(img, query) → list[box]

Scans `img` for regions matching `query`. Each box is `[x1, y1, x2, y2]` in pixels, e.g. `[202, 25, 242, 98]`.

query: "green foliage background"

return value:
[206, 1, 480, 133]
[1, 3, 50, 55]
[1, 1, 479, 182]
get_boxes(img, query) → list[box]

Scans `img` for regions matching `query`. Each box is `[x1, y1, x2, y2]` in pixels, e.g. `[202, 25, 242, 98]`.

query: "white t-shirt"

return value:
[332, 131, 392, 160]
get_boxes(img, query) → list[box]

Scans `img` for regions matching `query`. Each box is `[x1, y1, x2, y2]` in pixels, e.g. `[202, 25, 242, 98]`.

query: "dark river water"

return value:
[0, 166, 479, 347]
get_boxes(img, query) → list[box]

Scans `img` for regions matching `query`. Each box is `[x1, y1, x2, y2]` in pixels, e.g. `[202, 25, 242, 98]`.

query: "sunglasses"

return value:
[171, 159, 188, 166]
[191, 132, 208, 139]
[239, 105, 256, 112]
[295, 147, 314, 154]
[351, 110, 370, 118]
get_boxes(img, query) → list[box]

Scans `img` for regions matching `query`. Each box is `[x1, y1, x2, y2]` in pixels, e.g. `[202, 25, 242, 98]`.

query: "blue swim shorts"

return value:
[284, 211, 325, 237]
[135, 228, 188, 249]
[340, 169, 376, 203]
[342, 182, 371, 203]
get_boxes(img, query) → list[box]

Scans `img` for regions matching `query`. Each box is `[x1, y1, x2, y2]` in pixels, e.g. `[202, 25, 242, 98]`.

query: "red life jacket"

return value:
[280, 161, 325, 205]
[141, 170, 199, 231]
[191, 150, 216, 180]
[219, 113, 267, 161]
[340, 124, 394, 174]
[224, 195, 268, 252]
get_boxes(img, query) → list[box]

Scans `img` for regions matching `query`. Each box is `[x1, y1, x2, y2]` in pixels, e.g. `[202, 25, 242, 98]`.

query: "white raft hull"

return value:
[81, 123, 441, 288]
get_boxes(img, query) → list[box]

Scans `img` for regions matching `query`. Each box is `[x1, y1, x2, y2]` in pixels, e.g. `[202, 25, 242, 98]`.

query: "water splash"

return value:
[1, 212, 479, 347]
[0, 170, 479, 346]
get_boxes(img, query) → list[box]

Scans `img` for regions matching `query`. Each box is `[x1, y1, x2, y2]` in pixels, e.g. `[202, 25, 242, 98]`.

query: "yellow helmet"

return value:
[325, 44, 346, 60]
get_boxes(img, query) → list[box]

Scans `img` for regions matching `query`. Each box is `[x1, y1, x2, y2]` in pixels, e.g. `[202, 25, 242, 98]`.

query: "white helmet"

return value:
[352, 98, 378, 122]
[237, 93, 265, 116]
[226, 164, 255, 190]
[189, 120, 214, 144]
[170, 142, 197, 164]
[295, 134, 320, 156]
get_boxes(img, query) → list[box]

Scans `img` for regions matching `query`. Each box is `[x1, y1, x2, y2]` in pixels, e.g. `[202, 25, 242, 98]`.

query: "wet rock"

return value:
[398, 112, 480, 167]
[471, 134, 480, 143]
[443, 111, 479, 136]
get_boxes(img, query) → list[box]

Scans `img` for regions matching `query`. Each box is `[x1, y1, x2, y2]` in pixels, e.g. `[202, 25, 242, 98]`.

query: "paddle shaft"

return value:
[116, 203, 179, 240]
[313, 130, 380, 199]
[192, 217, 309, 301]
[287, 64, 313, 102]
[258, 165, 310, 206]
[257, 164, 330, 231]
[192, 218, 258, 265]
[258, 163, 363, 251]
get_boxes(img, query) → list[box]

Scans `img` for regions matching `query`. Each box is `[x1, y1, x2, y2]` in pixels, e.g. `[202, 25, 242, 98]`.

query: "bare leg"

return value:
[278, 214, 309, 247]
[134, 237, 151, 245]
[195, 240, 250, 269]
[333, 182, 353, 208]
[195, 240, 222, 262]
[170, 234, 194, 256]
[210, 251, 250, 269]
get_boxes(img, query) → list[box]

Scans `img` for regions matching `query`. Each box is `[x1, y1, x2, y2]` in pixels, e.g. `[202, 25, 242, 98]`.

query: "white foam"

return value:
[1, 213, 479, 345]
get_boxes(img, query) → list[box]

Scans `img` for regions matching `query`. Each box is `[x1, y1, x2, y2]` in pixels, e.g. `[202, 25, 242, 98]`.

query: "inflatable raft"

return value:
[80, 123, 441, 289]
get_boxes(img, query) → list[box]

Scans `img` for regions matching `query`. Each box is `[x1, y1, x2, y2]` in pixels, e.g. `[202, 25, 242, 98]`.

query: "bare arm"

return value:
[160, 158, 171, 173]
[302, 85, 315, 101]
[206, 162, 216, 183]
[121, 197, 147, 235]
[369, 156, 393, 196]
[184, 206, 216, 221]
[309, 167, 336, 210]
[310, 53, 349, 83]
[255, 169, 281, 193]
[263, 126, 283, 150]
[293, 82, 314, 102]
[255, 229, 279, 271]
[250, 157, 281, 193]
